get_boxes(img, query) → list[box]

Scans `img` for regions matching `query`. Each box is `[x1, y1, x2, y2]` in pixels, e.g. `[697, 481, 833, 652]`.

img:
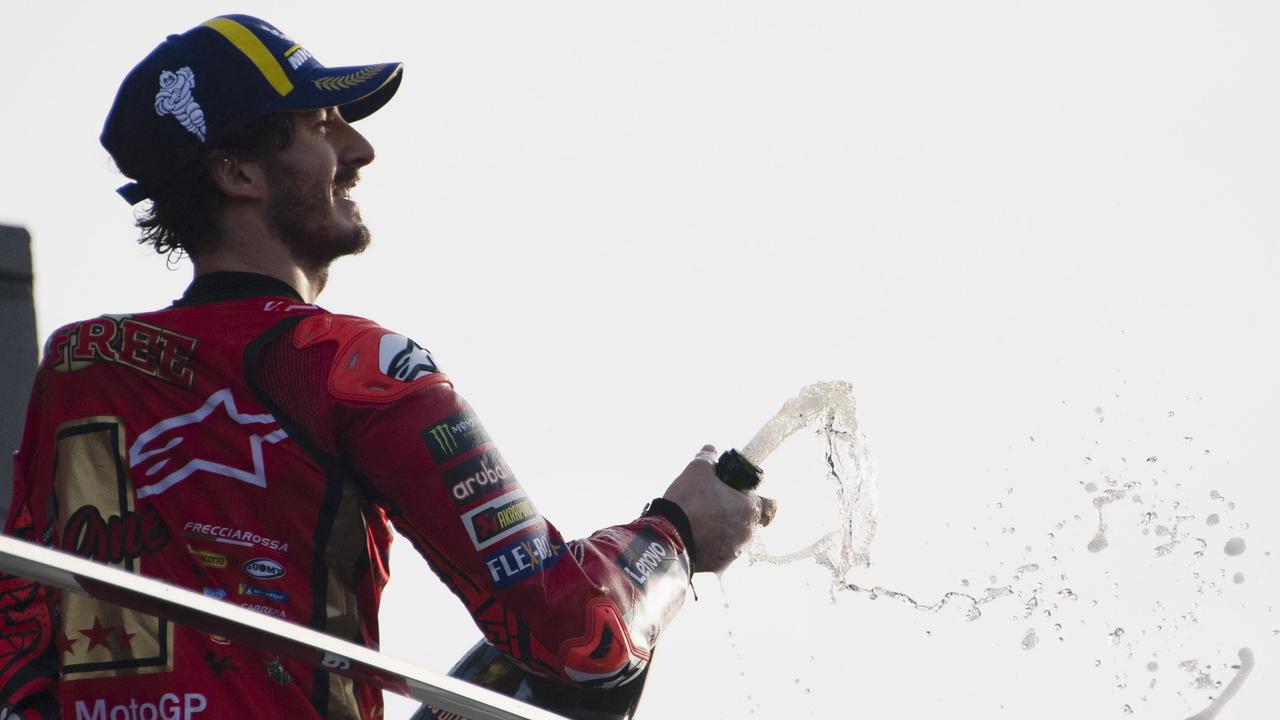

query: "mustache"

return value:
[334, 167, 361, 191]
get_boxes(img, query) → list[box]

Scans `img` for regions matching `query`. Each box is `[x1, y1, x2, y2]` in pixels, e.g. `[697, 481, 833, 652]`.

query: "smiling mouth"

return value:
[334, 167, 360, 198]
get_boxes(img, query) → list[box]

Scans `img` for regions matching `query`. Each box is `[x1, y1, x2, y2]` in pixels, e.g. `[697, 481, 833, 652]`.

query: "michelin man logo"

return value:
[154, 67, 207, 141]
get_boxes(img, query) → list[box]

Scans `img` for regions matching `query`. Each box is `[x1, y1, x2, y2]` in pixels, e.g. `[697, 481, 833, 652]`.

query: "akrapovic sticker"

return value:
[460, 490, 540, 550]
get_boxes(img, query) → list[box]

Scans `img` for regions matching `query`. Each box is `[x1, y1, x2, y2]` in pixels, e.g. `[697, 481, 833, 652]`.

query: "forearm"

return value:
[344, 386, 691, 685]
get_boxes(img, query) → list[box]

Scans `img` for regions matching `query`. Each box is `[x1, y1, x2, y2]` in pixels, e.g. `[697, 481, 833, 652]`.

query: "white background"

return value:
[3, 2, 1277, 718]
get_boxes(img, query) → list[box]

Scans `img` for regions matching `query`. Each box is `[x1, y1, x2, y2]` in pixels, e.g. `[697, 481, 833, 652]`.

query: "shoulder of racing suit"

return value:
[292, 314, 452, 403]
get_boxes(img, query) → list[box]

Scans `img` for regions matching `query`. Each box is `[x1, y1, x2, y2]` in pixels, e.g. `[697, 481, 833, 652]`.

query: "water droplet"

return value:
[1094, 407, 1103, 415]
[1233, 572, 1245, 584]
[1206, 514, 1220, 526]
[1085, 482, 1099, 493]
[1122, 704, 1134, 714]
[1210, 490, 1222, 500]
[1146, 456, 1158, 463]
[1022, 628, 1039, 651]
[1147, 661, 1159, 672]
[1083, 456, 1093, 464]
[1224, 537, 1247, 556]
[1110, 628, 1126, 645]
[1088, 532, 1109, 553]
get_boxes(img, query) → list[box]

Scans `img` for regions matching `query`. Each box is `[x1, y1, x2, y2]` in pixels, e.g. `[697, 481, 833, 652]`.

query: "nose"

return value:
[333, 112, 375, 169]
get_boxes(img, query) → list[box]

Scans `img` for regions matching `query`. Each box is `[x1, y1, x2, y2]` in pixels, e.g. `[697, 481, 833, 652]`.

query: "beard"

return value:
[264, 160, 371, 277]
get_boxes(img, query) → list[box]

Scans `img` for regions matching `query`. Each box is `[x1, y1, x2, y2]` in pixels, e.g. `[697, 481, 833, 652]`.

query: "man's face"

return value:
[263, 108, 375, 272]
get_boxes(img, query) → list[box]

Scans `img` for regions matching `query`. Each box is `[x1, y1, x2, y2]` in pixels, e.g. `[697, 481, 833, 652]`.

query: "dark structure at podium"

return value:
[0, 225, 38, 522]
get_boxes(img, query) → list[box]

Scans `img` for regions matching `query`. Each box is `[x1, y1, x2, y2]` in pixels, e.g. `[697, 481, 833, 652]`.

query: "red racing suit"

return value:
[0, 272, 693, 719]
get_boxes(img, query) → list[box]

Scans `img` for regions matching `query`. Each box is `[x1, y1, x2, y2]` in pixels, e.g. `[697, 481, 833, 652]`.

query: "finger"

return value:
[694, 444, 717, 465]
[756, 496, 777, 527]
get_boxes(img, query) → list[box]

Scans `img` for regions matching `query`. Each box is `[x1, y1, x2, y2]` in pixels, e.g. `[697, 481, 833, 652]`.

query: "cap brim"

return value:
[280, 61, 403, 122]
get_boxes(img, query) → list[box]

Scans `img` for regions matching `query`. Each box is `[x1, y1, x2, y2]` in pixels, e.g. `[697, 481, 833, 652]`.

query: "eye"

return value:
[311, 110, 333, 134]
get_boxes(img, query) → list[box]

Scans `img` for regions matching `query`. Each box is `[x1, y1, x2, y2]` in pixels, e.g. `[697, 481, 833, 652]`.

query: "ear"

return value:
[207, 154, 269, 201]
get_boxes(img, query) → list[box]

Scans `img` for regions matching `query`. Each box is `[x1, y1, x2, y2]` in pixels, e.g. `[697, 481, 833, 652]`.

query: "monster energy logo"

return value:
[428, 424, 458, 455]
[421, 411, 490, 464]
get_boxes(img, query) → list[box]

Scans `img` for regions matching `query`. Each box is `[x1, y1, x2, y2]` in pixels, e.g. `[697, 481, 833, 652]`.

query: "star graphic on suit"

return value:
[78, 616, 112, 652]
[117, 626, 136, 652]
[55, 630, 78, 655]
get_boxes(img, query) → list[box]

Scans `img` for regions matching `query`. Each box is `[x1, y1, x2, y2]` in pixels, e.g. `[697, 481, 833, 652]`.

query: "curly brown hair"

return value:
[134, 113, 297, 260]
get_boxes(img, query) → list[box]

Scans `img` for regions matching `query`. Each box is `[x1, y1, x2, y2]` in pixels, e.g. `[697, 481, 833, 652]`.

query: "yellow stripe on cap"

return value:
[201, 17, 294, 96]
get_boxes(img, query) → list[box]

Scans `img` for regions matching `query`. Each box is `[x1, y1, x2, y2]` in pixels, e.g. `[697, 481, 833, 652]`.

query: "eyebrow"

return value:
[295, 108, 327, 123]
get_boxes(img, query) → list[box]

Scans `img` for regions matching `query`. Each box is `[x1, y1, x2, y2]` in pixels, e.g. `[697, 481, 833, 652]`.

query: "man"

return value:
[0, 14, 766, 720]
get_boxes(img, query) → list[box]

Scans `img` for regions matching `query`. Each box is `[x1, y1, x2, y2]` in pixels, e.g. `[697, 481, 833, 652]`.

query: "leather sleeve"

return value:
[293, 315, 691, 686]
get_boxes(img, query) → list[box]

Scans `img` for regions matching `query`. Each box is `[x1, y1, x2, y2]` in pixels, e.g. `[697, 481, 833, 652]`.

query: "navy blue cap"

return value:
[102, 15, 403, 205]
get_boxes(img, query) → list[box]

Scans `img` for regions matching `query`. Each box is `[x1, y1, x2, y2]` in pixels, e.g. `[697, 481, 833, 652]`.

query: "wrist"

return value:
[641, 497, 697, 573]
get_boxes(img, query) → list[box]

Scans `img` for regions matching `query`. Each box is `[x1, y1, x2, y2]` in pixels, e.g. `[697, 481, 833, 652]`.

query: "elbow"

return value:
[558, 598, 650, 688]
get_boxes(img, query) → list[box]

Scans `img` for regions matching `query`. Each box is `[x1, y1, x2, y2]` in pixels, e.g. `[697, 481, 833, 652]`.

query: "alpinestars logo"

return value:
[154, 68, 206, 141]
[378, 334, 438, 382]
[129, 388, 287, 499]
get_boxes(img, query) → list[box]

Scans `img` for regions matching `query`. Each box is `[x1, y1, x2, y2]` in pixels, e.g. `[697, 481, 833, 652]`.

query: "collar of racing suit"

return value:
[173, 271, 305, 307]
